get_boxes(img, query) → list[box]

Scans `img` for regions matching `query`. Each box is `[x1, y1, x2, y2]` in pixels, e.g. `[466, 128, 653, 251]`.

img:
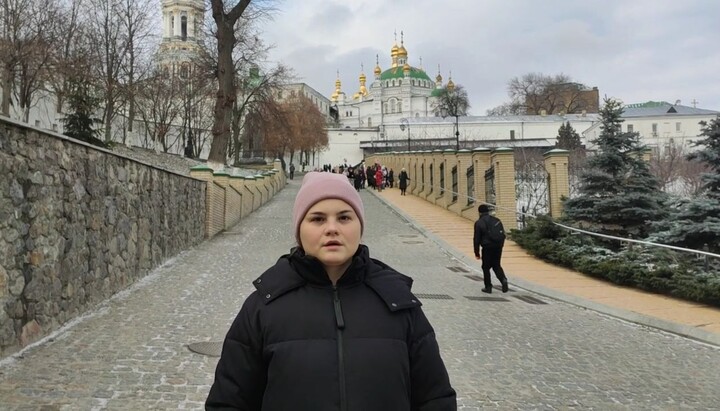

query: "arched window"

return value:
[396, 101, 402, 113]
[367, 117, 372, 127]
[181, 15, 187, 41]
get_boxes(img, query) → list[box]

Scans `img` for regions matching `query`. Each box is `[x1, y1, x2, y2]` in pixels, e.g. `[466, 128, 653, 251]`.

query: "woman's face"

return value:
[299, 199, 361, 271]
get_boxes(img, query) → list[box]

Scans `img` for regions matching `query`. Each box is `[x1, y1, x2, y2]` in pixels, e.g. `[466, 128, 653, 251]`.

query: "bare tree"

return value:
[650, 142, 711, 196]
[433, 84, 470, 150]
[180, 67, 215, 158]
[135, 71, 182, 151]
[230, 63, 290, 164]
[503, 73, 596, 115]
[116, 0, 155, 140]
[84, 0, 129, 142]
[0, 0, 46, 118]
[10, 0, 63, 122]
[207, 0, 253, 164]
[207, 0, 280, 164]
[46, 0, 91, 115]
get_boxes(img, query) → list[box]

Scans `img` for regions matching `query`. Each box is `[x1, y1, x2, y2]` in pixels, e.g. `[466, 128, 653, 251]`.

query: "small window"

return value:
[510, 130, 515, 140]
[676, 122, 681, 132]
[652, 123, 658, 135]
[52, 123, 58, 131]
[35, 120, 41, 127]
[181, 15, 187, 40]
[627, 124, 634, 133]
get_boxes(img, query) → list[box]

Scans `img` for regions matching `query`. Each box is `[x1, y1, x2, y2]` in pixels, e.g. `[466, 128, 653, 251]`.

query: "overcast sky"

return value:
[256, 0, 720, 115]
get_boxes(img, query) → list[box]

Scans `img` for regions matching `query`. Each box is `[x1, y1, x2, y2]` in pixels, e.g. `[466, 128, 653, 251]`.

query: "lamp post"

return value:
[399, 118, 410, 151]
[439, 107, 460, 150]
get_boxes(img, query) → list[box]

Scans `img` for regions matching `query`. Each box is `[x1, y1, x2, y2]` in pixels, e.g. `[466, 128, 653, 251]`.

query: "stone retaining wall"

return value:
[0, 118, 206, 358]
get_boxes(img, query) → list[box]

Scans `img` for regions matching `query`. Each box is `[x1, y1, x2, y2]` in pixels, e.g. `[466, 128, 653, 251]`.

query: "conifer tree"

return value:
[62, 79, 106, 148]
[556, 121, 582, 150]
[650, 116, 720, 253]
[563, 98, 666, 240]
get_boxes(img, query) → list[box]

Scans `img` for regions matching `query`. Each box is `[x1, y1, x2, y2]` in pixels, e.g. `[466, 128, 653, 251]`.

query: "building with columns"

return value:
[158, 0, 205, 78]
[330, 33, 453, 131]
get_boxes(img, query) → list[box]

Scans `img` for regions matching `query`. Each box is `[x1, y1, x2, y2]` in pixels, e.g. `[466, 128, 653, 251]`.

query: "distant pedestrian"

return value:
[289, 163, 295, 180]
[398, 168, 410, 195]
[206, 172, 457, 410]
[473, 204, 509, 294]
[388, 168, 394, 188]
[353, 167, 363, 191]
[375, 166, 384, 191]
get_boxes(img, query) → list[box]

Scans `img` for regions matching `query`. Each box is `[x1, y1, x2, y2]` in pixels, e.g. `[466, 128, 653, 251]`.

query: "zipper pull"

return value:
[333, 287, 345, 329]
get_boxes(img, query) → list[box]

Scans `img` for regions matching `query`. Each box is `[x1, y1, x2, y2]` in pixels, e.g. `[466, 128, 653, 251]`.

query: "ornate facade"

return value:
[331, 33, 455, 132]
[157, 0, 205, 77]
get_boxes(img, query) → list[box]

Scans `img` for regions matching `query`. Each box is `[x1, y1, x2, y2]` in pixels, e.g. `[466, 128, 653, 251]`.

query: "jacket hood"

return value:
[253, 245, 421, 311]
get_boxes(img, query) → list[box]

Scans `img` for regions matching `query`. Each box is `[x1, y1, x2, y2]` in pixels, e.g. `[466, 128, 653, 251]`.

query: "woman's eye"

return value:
[310, 217, 324, 222]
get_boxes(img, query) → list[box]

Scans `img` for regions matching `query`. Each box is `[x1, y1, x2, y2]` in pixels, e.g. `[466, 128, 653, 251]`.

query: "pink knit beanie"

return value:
[292, 172, 365, 244]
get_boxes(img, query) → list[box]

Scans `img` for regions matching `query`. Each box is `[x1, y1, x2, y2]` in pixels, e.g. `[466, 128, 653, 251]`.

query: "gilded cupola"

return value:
[330, 71, 343, 102]
[374, 54, 382, 78]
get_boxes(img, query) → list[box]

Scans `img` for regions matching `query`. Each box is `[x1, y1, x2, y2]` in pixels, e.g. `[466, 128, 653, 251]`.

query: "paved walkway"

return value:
[371, 186, 720, 346]
[0, 180, 719, 410]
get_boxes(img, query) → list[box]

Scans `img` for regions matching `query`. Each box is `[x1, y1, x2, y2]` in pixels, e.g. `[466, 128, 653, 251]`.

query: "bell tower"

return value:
[157, 0, 205, 77]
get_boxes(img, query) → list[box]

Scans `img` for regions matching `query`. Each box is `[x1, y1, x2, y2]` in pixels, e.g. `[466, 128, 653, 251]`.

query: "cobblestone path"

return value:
[0, 181, 718, 410]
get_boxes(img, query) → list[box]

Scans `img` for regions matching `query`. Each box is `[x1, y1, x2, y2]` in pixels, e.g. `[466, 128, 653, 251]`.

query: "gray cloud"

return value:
[261, 0, 720, 113]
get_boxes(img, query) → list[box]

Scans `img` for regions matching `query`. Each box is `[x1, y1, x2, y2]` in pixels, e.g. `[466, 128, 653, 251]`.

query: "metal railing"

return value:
[405, 180, 720, 262]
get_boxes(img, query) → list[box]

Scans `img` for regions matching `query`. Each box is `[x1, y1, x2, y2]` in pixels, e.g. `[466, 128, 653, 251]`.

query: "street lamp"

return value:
[399, 118, 410, 151]
[439, 107, 460, 150]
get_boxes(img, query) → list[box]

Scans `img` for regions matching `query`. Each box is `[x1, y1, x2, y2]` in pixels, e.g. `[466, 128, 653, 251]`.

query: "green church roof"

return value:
[380, 66, 432, 81]
[430, 88, 444, 97]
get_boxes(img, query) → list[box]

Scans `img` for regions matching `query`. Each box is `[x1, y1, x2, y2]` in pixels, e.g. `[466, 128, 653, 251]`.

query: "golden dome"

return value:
[398, 45, 408, 58]
[374, 64, 382, 75]
[391, 43, 399, 58]
[436, 73, 442, 82]
[335, 78, 341, 87]
[403, 63, 411, 72]
[359, 72, 366, 81]
[447, 78, 455, 91]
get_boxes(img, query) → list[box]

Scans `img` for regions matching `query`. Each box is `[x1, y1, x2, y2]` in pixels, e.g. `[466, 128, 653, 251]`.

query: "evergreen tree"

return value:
[556, 121, 582, 150]
[62, 79, 106, 148]
[563, 98, 667, 240]
[650, 116, 720, 253]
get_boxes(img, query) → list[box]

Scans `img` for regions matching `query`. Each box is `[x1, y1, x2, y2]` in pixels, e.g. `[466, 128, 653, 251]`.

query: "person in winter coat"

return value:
[398, 168, 410, 196]
[473, 204, 509, 294]
[375, 166, 384, 192]
[206, 172, 456, 411]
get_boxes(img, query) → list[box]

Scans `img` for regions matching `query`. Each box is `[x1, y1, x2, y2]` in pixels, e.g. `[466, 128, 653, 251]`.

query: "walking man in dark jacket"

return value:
[473, 204, 509, 294]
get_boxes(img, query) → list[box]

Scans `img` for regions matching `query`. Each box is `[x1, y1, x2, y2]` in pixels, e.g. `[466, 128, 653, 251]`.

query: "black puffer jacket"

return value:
[206, 245, 456, 411]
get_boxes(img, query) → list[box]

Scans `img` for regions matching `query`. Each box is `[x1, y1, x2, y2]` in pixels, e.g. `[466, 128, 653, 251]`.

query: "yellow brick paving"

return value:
[373, 186, 720, 343]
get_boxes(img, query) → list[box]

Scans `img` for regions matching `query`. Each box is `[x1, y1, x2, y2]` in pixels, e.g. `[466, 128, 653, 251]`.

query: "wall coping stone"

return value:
[544, 148, 570, 156]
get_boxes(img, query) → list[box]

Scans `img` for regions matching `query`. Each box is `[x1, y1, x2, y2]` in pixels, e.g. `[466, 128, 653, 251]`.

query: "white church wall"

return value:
[316, 129, 371, 168]
[582, 114, 717, 152]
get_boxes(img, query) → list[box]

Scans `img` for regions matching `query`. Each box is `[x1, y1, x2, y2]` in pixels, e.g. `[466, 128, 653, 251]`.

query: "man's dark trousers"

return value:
[481, 245, 507, 290]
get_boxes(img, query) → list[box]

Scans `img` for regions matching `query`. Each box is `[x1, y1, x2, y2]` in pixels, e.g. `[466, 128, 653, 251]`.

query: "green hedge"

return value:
[511, 216, 720, 308]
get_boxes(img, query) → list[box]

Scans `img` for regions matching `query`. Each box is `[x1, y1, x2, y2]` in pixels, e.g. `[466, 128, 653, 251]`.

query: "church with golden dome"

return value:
[330, 32, 455, 131]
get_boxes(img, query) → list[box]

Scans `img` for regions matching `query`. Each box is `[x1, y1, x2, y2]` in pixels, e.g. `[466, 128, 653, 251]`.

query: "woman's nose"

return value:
[324, 219, 339, 234]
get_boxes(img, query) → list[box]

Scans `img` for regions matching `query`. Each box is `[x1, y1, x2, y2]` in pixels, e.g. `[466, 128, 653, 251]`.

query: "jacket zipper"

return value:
[333, 286, 347, 411]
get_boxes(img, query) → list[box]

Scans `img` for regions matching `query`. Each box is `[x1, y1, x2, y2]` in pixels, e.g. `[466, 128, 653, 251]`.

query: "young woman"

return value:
[206, 172, 456, 410]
